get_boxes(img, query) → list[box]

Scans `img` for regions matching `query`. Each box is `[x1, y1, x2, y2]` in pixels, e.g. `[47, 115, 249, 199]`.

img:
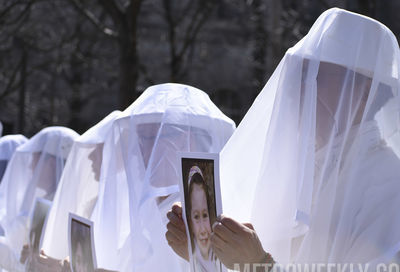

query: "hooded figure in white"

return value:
[0, 135, 28, 184]
[0, 126, 78, 271]
[0, 134, 28, 238]
[92, 83, 235, 271]
[41, 111, 121, 261]
[219, 8, 400, 268]
[0, 134, 28, 272]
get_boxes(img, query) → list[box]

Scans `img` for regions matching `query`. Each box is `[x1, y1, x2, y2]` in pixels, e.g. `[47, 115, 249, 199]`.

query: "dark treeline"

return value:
[0, 0, 398, 136]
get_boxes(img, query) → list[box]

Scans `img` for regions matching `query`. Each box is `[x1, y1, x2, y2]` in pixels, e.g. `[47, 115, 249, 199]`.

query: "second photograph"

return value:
[179, 152, 225, 272]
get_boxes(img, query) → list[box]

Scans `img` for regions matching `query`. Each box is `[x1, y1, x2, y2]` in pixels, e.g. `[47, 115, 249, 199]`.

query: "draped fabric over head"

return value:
[92, 83, 235, 271]
[221, 8, 400, 266]
[41, 111, 121, 260]
[0, 122, 2, 137]
[0, 134, 28, 272]
[0, 127, 78, 258]
[0, 135, 28, 182]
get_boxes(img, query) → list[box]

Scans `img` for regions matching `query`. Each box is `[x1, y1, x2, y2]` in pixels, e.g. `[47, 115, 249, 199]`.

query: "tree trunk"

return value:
[118, 0, 141, 110]
[267, 0, 282, 73]
[358, 0, 376, 17]
[18, 46, 27, 134]
[68, 55, 84, 133]
[119, 36, 139, 109]
[252, 0, 267, 97]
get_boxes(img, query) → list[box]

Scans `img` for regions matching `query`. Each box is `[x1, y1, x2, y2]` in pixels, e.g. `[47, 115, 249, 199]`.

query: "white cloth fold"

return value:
[41, 111, 121, 260]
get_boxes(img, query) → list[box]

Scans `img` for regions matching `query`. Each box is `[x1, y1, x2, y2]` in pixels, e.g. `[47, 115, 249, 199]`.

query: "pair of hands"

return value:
[20, 245, 116, 272]
[165, 203, 271, 270]
[20, 245, 69, 272]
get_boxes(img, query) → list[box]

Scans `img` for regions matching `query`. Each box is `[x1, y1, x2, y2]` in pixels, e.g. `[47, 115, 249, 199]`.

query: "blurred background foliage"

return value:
[0, 0, 398, 136]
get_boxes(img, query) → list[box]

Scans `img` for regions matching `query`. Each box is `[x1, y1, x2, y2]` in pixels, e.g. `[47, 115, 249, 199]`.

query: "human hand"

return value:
[61, 257, 71, 272]
[23, 250, 64, 272]
[211, 215, 273, 271]
[165, 202, 189, 261]
[61, 256, 118, 272]
[38, 250, 66, 272]
[20, 244, 30, 264]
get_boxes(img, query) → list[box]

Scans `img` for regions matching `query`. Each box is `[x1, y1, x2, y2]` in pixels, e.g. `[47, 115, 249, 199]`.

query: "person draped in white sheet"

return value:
[0, 134, 28, 240]
[0, 127, 78, 272]
[17, 112, 121, 272]
[167, 8, 400, 271]
[40, 111, 121, 260]
[93, 83, 235, 271]
[0, 135, 28, 184]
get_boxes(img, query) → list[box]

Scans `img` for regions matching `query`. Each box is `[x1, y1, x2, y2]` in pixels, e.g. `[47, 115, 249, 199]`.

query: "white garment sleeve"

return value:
[0, 237, 24, 272]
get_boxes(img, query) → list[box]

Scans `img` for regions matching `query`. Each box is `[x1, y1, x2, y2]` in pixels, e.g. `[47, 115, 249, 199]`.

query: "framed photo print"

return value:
[29, 197, 52, 254]
[68, 213, 97, 272]
[178, 152, 226, 272]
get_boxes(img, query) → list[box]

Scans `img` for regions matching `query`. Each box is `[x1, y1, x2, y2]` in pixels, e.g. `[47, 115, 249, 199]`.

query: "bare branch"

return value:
[175, 1, 195, 25]
[163, 0, 177, 63]
[0, 58, 23, 101]
[22, 31, 76, 53]
[129, 0, 144, 19]
[318, 0, 331, 9]
[98, 0, 124, 28]
[177, 2, 214, 61]
[0, 0, 24, 22]
[126, 0, 144, 34]
[0, 1, 33, 28]
[138, 62, 155, 85]
[67, 0, 119, 38]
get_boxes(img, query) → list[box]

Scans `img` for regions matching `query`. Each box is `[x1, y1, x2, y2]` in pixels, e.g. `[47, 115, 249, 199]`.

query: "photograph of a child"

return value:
[181, 155, 224, 272]
[29, 198, 52, 254]
[69, 214, 96, 272]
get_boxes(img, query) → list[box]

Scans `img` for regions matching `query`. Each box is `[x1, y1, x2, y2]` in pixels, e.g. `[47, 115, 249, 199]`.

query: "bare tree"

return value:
[250, 0, 268, 97]
[68, 0, 144, 109]
[161, 0, 216, 82]
[0, 0, 109, 134]
[357, 0, 377, 17]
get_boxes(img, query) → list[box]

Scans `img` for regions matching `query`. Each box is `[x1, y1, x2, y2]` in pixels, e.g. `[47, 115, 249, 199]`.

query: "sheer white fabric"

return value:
[221, 8, 400, 267]
[0, 126, 78, 268]
[92, 83, 235, 271]
[0, 135, 28, 182]
[41, 111, 121, 260]
[0, 135, 28, 272]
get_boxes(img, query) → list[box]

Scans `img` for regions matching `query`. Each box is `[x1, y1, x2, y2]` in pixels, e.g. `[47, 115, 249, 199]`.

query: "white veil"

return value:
[0, 135, 28, 183]
[221, 8, 400, 266]
[92, 83, 236, 271]
[0, 126, 78, 258]
[41, 111, 121, 260]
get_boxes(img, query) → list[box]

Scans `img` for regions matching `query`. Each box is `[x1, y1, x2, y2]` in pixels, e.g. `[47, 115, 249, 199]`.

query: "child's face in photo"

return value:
[190, 183, 211, 259]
